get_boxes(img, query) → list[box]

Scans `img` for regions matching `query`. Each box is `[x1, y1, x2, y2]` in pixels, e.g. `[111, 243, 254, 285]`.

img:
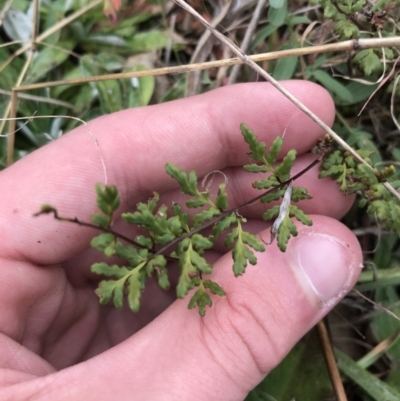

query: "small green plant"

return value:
[36, 123, 316, 316]
[35, 124, 400, 316]
[312, 0, 397, 75]
[319, 147, 400, 234]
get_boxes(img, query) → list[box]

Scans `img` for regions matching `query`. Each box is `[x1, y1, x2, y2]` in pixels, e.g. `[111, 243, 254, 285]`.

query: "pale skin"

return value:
[0, 81, 362, 400]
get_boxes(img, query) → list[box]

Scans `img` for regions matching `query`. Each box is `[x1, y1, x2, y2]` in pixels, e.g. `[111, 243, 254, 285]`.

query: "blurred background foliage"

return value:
[0, 0, 400, 400]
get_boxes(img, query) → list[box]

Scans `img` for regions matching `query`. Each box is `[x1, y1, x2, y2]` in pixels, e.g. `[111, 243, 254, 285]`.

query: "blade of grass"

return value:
[317, 320, 348, 401]
[336, 348, 400, 401]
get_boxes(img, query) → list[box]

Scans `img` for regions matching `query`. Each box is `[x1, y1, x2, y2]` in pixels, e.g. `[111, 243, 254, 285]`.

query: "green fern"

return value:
[36, 123, 317, 316]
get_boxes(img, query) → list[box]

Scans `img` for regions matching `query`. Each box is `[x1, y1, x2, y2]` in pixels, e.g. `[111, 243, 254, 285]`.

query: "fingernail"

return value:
[287, 233, 358, 307]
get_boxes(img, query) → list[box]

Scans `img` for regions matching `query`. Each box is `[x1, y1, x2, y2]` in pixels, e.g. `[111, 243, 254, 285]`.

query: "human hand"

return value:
[0, 81, 362, 400]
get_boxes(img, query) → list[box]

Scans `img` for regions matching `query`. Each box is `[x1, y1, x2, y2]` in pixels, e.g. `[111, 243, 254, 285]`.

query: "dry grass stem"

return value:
[12, 37, 400, 93]
[353, 289, 400, 323]
[317, 320, 348, 401]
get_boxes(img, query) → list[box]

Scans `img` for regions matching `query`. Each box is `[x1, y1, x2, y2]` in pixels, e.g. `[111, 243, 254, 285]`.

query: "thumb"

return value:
[17, 216, 362, 401]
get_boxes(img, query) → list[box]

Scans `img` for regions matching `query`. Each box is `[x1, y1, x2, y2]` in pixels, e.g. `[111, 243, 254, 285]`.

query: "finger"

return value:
[9, 216, 362, 400]
[0, 81, 335, 264]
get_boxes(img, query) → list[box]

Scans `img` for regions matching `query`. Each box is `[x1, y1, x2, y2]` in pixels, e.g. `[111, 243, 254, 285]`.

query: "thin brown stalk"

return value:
[13, 37, 400, 93]
[172, 0, 400, 203]
[317, 320, 348, 401]
[33, 208, 145, 250]
[353, 289, 400, 323]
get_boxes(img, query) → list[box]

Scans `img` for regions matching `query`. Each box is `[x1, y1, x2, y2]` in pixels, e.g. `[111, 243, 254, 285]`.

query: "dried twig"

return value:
[12, 37, 400, 92]
[317, 320, 348, 401]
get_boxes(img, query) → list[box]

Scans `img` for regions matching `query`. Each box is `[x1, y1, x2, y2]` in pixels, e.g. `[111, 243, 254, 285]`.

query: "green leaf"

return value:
[127, 269, 146, 312]
[336, 348, 400, 401]
[188, 287, 212, 317]
[277, 216, 298, 252]
[91, 262, 131, 279]
[135, 235, 153, 249]
[266, 136, 283, 166]
[274, 149, 297, 181]
[127, 30, 169, 52]
[203, 280, 226, 296]
[273, 55, 298, 81]
[26, 40, 76, 84]
[191, 234, 214, 250]
[95, 277, 128, 308]
[213, 213, 237, 237]
[232, 240, 258, 276]
[91, 212, 110, 228]
[124, 64, 155, 107]
[262, 205, 280, 221]
[172, 203, 189, 230]
[250, 24, 281, 50]
[215, 183, 228, 210]
[241, 231, 266, 252]
[190, 251, 212, 274]
[114, 242, 148, 266]
[123, 194, 181, 243]
[95, 184, 120, 216]
[312, 69, 353, 102]
[291, 187, 312, 202]
[290, 205, 313, 226]
[261, 188, 286, 203]
[353, 49, 382, 76]
[241, 123, 266, 161]
[91, 233, 115, 257]
[268, 0, 287, 26]
[243, 164, 269, 173]
[368, 199, 400, 235]
[334, 19, 360, 38]
[253, 176, 279, 190]
[228, 222, 263, 276]
[147, 255, 170, 290]
[269, 0, 285, 8]
[193, 207, 221, 227]
[176, 240, 211, 297]
[247, 330, 333, 401]
[186, 197, 208, 208]
[165, 163, 199, 196]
